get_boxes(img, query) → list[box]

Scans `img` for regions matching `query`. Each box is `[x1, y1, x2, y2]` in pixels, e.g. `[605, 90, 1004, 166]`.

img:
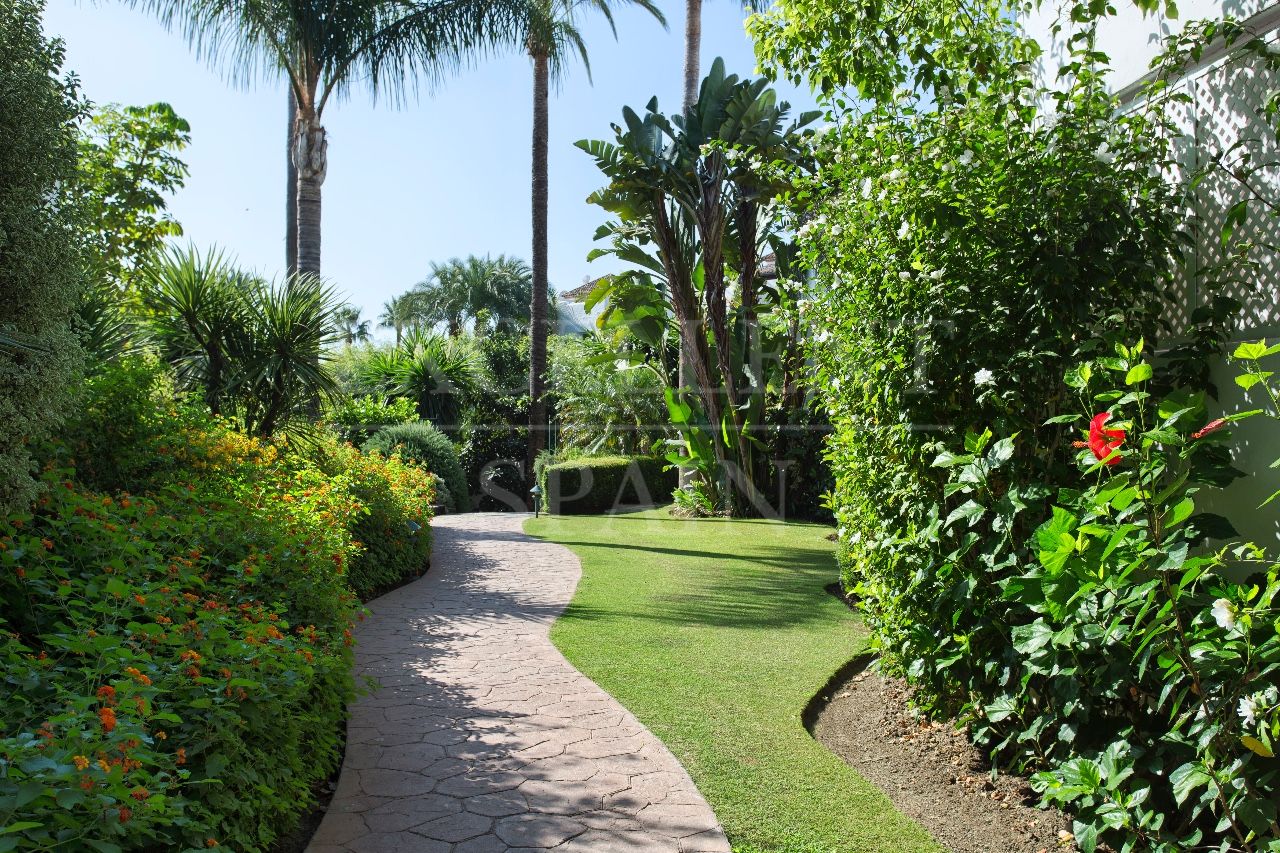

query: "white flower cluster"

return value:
[1238, 686, 1279, 728]
[1212, 597, 1237, 631]
[974, 368, 995, 387]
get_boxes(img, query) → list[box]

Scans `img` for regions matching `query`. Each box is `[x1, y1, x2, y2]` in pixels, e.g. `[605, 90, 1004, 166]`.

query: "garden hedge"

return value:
[536, 455, 675, 515]
[0, 0, 86, 512]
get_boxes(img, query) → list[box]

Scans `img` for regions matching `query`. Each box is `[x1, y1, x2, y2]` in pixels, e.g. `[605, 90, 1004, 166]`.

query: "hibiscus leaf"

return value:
[1125, 363, 1154, 385]
[944, 499, 985, 529]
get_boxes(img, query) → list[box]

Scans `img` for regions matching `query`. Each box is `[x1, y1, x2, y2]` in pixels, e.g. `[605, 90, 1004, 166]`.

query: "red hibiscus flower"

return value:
[1191, 418, 1227, 440]
[1088, 412, 1125, 466]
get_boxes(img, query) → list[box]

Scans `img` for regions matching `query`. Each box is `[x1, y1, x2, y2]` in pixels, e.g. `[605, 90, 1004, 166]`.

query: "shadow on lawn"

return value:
[546, 540, 847, 632]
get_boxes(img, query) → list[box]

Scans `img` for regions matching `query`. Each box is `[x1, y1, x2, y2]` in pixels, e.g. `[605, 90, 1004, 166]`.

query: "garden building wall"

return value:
[1024, 0, 1280, 550]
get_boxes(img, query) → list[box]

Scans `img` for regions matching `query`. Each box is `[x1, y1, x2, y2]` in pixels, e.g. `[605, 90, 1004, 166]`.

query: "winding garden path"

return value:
[307, 513, 730, 853]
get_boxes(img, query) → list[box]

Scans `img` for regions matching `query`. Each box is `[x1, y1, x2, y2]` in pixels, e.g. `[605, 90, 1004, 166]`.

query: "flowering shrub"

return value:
[308, 438, 435, 600]
[0, 463, 358, 851]
[904, 344, 1278, 852]
[363, 422, 468, 513]
[0, 361, 437, 849]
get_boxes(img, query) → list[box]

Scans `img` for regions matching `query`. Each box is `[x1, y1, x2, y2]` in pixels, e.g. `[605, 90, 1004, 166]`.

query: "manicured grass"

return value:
[525, 509, 942, 853]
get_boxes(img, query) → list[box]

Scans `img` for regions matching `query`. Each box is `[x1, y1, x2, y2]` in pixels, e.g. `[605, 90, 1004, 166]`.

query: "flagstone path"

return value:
[307, 513, 730, 853]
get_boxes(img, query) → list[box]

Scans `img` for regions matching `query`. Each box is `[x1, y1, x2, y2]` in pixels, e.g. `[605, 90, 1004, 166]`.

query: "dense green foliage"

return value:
[528, 510, 938, 852]
[0, 360, 439, 850]
[755, 0, 1280, 849]
[0, 0, 86, 512]
[77, 103, 190, 292]
[534, 453, 674, 514]
[363, 421, 468, 513]
[459, 332, 530, 509]
[546, 335, 668, 455]
[578, 59, 820, 517]
[307, 438, 435, 600]
[326, 394, 419, 445]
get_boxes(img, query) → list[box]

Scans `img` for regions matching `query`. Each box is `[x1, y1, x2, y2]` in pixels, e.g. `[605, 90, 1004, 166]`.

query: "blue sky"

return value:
[43, 0, 819, 336]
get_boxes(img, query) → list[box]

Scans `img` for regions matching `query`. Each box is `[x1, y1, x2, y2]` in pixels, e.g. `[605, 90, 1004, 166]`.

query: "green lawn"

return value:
[524, 509, 942, 853]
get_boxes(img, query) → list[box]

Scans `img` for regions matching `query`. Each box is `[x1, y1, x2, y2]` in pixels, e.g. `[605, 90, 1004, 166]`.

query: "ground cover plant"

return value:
[525, 509, 941, 853]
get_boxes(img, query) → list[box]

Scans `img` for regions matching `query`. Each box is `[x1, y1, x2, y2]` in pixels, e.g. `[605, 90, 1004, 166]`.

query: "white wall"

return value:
[1022, 0, 1275, 92]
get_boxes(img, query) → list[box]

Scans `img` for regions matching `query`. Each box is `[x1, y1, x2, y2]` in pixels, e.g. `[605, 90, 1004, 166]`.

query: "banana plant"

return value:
[577, 59, 816, 514]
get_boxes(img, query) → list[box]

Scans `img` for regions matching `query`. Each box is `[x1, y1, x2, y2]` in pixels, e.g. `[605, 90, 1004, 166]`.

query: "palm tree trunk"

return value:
[682, 0, 702, 111]
[527, 50, 550, 497]
[293, 104, 327, 277]
[677, 0, 702, 489]
[286, 88, 298, 276]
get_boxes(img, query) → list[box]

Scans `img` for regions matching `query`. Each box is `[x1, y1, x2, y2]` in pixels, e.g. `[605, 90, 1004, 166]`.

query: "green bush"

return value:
[364, 421, 468, 512]
[536, 454, 675, 515]
[2, 426, 359, 851]
[327, 394, 418, 445]
[308, 437, 435, 601]
[929, 348, 1279, 852]
[0, 361, 447, 849]
[460, 333, 529, 510]
[0, 0, 86, 511]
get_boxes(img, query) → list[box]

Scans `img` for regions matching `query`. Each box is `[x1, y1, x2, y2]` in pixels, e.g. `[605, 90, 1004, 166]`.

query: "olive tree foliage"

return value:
[0, 0, 87, 511]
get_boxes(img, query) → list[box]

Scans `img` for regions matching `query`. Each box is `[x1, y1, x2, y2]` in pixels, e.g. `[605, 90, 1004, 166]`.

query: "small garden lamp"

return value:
[529, 484, 542, 518]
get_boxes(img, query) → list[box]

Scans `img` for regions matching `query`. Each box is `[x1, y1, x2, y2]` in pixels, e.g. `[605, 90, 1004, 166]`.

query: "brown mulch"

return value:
[811, 662, 1077, 853]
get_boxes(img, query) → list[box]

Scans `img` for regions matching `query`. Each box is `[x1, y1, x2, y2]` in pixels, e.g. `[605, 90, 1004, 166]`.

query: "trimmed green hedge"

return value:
[536, 455, 675, 515]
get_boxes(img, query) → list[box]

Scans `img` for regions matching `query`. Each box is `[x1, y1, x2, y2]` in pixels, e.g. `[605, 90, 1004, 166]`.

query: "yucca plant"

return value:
[394, 329, 479, 430]
[237, 274, 343, 437]
[143, 245, 343, 437]
[142, 245, 247, 416]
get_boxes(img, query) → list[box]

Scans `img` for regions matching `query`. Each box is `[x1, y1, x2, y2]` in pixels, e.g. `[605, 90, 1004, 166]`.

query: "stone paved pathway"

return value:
[307, 513, 730, 853]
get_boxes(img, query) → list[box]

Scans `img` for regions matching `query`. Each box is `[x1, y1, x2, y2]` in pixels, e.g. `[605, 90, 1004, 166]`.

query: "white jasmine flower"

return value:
[1212, 598, 1237, 631]
[898, 271, 913, 282]
[1239, 696, 1259, 727]
[830, 224, 843, 236]
[974, 368, 995, 386]
[897, 220, 911, 240]
[929, 269, 945, 281]
[861, 177, 873, 199]
[1094, 142, 1116, 164]
[957, 149, 974, 166]
[885, 168, 904, 181]
[816, 329, 831, 344]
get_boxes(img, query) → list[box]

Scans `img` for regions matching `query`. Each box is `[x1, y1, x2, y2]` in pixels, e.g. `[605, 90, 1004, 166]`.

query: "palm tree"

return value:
[133, 0, 527, 278]
[335, 304, 371, 345]
[681, 0, 768, 109]
[143, 246, 343, 437]
[522, 0, 665, 488]
[378, 294, 418, 346]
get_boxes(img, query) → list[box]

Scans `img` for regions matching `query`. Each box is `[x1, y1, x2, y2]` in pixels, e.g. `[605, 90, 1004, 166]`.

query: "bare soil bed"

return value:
[810, 661, 1075, 853]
